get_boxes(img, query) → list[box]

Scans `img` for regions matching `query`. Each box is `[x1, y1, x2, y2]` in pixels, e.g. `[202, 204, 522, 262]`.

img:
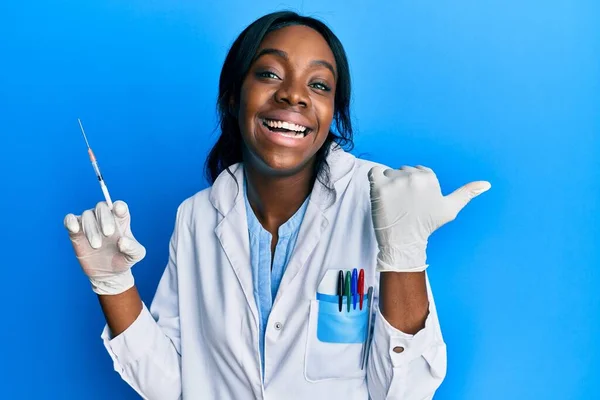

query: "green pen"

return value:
[345, 271, 351, 312]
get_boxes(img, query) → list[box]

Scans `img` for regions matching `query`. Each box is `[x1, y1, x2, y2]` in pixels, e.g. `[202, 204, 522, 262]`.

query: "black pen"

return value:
[337, 270, 344, 312]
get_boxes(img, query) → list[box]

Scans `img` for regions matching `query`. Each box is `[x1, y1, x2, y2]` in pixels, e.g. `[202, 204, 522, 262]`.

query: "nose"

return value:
[274, 78, 310, 108]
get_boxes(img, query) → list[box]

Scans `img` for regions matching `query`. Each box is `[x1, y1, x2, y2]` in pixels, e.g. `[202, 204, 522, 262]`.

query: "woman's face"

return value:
[238, 24, 337, 176]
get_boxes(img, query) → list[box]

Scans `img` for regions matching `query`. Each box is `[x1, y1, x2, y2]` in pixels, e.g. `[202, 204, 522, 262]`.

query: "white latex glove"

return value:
[368, 165, 491, 272]
[64, 200, 146, 295]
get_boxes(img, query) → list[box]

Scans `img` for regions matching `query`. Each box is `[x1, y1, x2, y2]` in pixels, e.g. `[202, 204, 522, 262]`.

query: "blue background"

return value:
[1, 0, 598, 398]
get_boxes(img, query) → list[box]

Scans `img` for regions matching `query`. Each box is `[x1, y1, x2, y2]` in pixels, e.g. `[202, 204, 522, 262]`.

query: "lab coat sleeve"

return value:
[100, 207, 183, 400]
[366, 274, 447, 400]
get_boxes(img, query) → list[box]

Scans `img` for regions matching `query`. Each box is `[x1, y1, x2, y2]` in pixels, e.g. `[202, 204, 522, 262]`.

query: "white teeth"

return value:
[278, 131, 302, 138]
[264, 119, 308, 133]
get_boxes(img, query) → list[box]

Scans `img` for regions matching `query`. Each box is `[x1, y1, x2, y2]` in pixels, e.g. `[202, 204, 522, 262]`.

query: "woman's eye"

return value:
[310, 82, 331, 92]
[257, 71, 280, 80]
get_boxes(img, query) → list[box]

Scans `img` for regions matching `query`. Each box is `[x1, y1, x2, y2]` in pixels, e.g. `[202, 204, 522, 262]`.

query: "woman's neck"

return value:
[244, 162, 314, 233]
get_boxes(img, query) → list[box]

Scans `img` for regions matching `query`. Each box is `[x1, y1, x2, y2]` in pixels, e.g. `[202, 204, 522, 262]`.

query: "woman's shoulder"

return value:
[349, 154, 391, 189]
[336, 154, 391, 214]
[328, 146, 390, 189]
[353, 155, 389, 173]
[172, 186, 215, 225]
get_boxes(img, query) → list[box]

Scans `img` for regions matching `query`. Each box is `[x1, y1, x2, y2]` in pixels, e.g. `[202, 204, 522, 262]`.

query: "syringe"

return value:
[77, 118, 116, 211]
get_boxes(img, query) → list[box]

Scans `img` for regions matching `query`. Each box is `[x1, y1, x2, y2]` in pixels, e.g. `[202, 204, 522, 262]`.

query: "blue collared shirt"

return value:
[243, 179, 309, 375]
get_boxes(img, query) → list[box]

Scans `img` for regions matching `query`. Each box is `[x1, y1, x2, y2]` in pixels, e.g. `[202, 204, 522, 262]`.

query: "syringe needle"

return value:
[77, 118, 91, 149]
[76, 119, 121, 237]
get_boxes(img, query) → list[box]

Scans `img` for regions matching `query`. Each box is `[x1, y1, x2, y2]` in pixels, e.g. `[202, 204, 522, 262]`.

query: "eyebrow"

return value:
[254, 48, 337, 80]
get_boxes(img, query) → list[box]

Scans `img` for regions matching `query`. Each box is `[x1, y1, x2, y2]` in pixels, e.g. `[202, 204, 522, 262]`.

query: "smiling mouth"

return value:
[261, 118, 312, 138]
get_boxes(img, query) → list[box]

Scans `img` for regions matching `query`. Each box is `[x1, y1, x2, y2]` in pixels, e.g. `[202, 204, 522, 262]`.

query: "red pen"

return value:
[358, 269, 365, 310]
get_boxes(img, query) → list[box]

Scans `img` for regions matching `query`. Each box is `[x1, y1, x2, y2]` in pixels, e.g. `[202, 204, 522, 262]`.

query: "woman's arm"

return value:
[98, 286, 143, 336]
[379, 272, 428, 335]
[365, 164, 490, 398]
[100, 225, 183, 400]
[368, 163, 490, 335]
[98, 203, 187, 400]
[366, 274, 446, 400]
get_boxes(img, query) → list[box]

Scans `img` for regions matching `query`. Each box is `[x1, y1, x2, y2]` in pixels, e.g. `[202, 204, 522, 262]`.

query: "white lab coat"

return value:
[101, 145, 447, 400]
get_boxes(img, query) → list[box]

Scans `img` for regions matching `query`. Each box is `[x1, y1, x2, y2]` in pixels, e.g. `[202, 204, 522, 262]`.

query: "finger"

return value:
[95, 202, 115, 237]
[445, 180, 492, 216]
[118, 237, 147, 262]
[368, 166, 388, 185]
[415, 165, 434, 173]
[383, 169, 411, 179]
[398, 165, 418, 172]
[113, 200, 129, 219]
[64, 214, 82, 237]
[112, 200, 131, 227]
[65, 213, 95, 254]
[82, 209, 103, 249]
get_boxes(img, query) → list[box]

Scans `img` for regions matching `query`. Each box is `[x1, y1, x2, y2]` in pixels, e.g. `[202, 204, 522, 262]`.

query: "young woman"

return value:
[64, 11, 490, 399]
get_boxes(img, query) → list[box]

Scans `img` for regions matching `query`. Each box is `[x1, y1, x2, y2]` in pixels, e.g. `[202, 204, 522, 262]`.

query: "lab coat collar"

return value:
[210, 143, 356, 335]
[208, 142, 356, 216]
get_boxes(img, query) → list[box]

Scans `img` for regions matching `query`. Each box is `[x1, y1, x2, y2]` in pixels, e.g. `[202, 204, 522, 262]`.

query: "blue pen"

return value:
[351, 268, 358, 310]
[345, 271, 351, 312]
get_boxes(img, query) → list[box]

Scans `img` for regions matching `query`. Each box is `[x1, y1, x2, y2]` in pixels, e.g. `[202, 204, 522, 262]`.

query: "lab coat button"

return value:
[274, 322, 283, 331]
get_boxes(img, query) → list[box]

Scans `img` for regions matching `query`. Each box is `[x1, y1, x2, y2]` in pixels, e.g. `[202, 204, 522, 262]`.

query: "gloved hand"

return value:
[64, 200, 146, 295]
[368, 165, 491, 272]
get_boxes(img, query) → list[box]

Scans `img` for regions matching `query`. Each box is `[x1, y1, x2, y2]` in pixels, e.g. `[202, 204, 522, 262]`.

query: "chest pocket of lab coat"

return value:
[304, 273, 369, 382]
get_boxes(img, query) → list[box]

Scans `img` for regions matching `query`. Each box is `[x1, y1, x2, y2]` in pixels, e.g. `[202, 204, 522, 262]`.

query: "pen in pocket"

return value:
[362, 286, 374, 370]
[351, 268, 358, 310]
[337, 268, 366, 312]
[337, 270, 344, 312]
[345, 271, 351, 312]
[358, 269, 365, 310]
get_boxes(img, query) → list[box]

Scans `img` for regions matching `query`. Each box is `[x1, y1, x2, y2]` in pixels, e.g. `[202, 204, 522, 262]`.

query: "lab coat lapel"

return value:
[211, 164, 260, 326]
[275, 145, 356, 303]
[274, 198, 327, 303]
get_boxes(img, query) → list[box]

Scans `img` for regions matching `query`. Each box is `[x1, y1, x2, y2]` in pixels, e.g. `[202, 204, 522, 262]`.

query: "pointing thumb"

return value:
[445, 180, 491, 218]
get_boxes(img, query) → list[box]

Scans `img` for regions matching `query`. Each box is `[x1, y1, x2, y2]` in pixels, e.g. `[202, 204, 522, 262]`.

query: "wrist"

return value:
[89, 269, 135, 296]
[376, 242, 428, 272]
